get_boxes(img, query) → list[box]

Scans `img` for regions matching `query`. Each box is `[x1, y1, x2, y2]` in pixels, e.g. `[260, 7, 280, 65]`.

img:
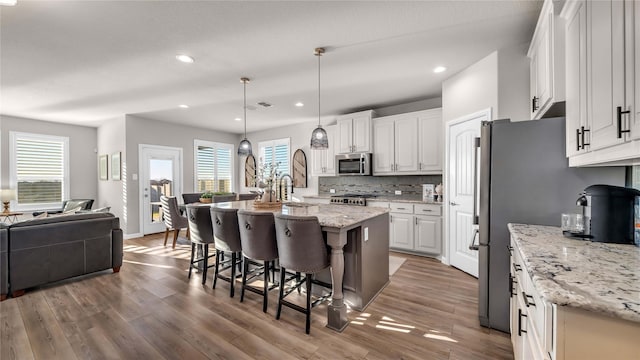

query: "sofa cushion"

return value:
[63, 200, 90, 212]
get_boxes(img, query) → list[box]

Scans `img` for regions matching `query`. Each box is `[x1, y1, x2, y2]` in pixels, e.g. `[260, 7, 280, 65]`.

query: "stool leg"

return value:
[163, 227, 170, 246]
[263, 260, 269, 313]
[296, 272, 301, 294]
[230, 252, 236, 298]
[241, 256, 248, 303]
[276, 267, 286, 320]
[306, 275, 312, 334]
[188, 243, 195, 279]
[202, 245, 208, 285]
[213, 250, 220, 289]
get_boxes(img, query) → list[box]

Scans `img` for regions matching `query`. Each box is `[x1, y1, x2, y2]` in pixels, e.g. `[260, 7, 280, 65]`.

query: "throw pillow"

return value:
[92, 207, 111, 213]
[63, 200, 89, 212]
[34, 212, 48, 219]
[62, 206, 82, 214]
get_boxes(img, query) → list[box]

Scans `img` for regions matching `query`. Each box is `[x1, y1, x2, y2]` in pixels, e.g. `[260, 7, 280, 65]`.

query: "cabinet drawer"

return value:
[389, 203, 413, 213]
[414, 204, 442, 216]
[523, 269, 546, 341]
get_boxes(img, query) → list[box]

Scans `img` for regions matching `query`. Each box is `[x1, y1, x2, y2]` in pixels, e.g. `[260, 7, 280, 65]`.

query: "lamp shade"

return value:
[0, 189, 16, 202]
[310, 125, 329, 149]
[237, 138, 253, 156]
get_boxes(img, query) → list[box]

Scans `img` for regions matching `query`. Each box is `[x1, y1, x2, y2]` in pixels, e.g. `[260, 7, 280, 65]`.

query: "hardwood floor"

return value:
[0, 234, 513, 359]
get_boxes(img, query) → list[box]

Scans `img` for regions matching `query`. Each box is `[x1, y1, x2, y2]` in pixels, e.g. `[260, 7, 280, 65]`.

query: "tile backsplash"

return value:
[318, 175, 443, 196]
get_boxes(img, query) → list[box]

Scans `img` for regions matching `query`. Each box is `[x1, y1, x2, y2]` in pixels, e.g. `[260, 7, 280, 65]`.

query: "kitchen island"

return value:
[507, 223, 640, 360]
[206, 200, 390, 332]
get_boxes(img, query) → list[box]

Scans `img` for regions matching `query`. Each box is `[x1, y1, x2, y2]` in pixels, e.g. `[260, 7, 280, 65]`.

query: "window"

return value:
[259, 138, 290, 175]
[194, 140, 234, 193]
[10, 132, 70, 210]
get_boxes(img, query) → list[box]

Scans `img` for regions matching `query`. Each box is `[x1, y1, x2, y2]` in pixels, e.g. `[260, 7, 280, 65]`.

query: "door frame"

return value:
[443, 108, 491, 266]
[138, 144, 184, 235]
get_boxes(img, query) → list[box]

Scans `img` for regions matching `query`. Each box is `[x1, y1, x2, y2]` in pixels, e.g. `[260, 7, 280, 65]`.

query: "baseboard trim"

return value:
[123, 232, 143, 240]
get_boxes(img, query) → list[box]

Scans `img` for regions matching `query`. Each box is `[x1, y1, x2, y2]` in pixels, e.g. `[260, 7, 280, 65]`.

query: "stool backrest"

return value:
[237, 210, 277, 261]
[186, 205, 214, 244]
[210, 207, 242, 252]
[160, 196, 183, 229]
[274, 214, 329, 273]
[182, 193, 202, 204]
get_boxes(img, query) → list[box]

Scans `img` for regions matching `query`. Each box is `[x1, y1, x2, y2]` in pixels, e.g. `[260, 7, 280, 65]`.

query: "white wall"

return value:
[97, 116, 127, 232]
[497, 43, 530, 122]
[124, 115, 238, 235]
[0, 115, 98, 204]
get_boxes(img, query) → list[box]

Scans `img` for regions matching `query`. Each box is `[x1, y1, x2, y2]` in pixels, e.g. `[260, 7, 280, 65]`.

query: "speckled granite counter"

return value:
[304, 194, 443, 205]
[508, 223, 640, 323]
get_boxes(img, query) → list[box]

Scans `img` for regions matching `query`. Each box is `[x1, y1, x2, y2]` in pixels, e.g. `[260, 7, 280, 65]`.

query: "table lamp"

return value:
[1, 189, 16, 213]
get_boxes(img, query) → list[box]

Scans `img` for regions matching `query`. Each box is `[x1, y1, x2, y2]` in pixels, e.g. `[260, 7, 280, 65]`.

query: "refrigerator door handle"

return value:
[469, 228, 479, 251]
[473, 137, 481, 225]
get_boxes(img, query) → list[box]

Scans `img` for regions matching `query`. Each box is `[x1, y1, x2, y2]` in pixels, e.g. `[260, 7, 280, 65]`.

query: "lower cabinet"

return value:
[388, 203, 441, 256]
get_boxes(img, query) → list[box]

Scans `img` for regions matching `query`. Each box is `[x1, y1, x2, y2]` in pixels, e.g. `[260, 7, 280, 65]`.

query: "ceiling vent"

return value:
[257, 102, 273, 108]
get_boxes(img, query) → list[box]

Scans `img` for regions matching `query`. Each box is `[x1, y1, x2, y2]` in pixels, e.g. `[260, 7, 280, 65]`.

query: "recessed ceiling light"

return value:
[295, 102, 304, 107]
[234, 117, 242, 122]
[179, 104, 189, 109]
[433, 66, 447, 73]
[176, 54, 194, 63]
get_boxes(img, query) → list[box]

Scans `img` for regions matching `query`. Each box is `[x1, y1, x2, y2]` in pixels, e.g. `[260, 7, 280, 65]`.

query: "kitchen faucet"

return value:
[278, 174, 294, 201]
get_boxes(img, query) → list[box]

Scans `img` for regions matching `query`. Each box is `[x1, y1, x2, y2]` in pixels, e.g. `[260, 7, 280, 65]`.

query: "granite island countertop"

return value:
[190, 200, 390, 229]
[507, 223, 640, 324]
[304, 194, 443, 205]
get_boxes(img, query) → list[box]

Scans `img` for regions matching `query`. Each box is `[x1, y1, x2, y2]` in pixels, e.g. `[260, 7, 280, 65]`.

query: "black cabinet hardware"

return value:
[581, 126, 590, 148]
[617, 106, 630, 138]
[522, 291, 536, 307]
[518, 309, 528, 336]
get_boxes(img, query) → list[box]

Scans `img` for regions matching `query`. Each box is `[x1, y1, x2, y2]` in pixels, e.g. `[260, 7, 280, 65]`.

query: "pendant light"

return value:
[310, 47, 329, 150]
[237, 77, 253, 156]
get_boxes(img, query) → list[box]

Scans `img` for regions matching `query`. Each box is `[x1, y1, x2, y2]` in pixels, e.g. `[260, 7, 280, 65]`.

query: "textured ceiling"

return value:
[0, 0, 542, 133]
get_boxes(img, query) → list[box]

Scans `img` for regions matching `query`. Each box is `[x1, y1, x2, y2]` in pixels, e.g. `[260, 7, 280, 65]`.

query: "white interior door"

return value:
[140, 145, 183, 235]
[446, 111, 486, 277]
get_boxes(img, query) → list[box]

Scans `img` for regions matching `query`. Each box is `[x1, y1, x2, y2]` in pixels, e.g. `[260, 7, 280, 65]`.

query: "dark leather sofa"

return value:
[1, 212, 122, 299]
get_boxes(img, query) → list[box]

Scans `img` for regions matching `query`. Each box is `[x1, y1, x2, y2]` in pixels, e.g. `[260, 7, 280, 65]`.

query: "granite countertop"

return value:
[188, 200, 389, 229]
[507, 223, 640, 324]
[305, 194, 443, 205]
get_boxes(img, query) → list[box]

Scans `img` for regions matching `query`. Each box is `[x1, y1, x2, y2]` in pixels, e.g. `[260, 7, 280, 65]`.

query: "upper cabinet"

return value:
[562, 0, 640, 166]
[372, 108, 443, 175]
[528, 0, 565, 120]
[311, 124, 336, 177]
[336, 110, 374, 153]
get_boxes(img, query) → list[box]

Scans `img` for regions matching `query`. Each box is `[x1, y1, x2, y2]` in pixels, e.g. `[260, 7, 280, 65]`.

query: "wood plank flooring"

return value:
[0, 234, 513, 359]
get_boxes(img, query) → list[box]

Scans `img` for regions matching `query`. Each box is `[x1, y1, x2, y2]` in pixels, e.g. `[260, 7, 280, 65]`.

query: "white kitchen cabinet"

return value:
[336, 110, 373, 154]
[388, 202, 442, 256]
[310, 125, 336, 176]
[389, 212, 414, 251]
[414, 215, 441, 254]
[528, 0, 565, 120]
[372, 108, 442, 175]
[562, 0, 640, 166]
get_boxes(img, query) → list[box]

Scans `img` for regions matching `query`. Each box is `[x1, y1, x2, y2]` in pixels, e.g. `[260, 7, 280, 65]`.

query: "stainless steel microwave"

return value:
[336, 153, 372, 176]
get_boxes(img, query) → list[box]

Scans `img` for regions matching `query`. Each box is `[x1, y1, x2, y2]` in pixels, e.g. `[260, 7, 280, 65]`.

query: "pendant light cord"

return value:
[243, 79, 247, 138]
[317, 50, 321, 127]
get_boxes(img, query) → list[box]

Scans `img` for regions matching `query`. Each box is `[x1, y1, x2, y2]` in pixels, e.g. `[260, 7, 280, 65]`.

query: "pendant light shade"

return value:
[310, 47, 329, 150]
[237, 77, 253, 157]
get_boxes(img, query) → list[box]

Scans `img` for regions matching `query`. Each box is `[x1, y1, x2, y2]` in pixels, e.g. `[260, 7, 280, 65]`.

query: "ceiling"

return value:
[0, 0, 542, 133]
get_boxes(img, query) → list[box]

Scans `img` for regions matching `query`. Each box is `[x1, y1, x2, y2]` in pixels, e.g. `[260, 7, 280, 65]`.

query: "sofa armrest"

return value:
[112, 228, 123, 269]
[0, 227, 7, 299]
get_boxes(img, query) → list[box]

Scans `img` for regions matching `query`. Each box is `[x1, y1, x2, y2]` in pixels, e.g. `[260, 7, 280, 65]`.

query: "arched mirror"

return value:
[245, 154, 256, 187]
[292, 149, 307, 188]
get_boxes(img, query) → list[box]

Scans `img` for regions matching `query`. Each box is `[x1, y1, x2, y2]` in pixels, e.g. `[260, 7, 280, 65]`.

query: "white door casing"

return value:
[445, 109, 489, 277]
[139, 144, 183, 235]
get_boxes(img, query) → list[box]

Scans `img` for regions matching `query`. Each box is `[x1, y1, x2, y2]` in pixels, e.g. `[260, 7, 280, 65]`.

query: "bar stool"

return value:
[237, 210, 279, 312]
[185, 205, 216, 285]
[210, 207, 242, 297]
[160, 196, 189, 248]
[274, 213, 331, 334]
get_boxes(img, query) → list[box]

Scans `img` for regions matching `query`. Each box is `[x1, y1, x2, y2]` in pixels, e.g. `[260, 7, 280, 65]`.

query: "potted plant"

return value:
[199, 191, 214, 203]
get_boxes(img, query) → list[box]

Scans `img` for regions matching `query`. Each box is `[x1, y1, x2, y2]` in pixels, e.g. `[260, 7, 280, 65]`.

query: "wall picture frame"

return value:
[99, 155, 108, 181]
[111, 152, 121, 181]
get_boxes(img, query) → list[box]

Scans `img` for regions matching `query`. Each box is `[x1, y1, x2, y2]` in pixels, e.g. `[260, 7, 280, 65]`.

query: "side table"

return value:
[0, 212, 23, 224]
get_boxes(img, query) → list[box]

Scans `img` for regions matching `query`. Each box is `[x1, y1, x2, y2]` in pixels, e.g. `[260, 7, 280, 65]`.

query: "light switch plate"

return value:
[132, 174, 138, 180]
[395, 190, 402, 195]
[330, 189, 336, 193]
[364, 227, 369, 241]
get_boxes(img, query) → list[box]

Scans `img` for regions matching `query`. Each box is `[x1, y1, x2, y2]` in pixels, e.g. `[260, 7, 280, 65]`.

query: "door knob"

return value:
[450, 201, 459, 206]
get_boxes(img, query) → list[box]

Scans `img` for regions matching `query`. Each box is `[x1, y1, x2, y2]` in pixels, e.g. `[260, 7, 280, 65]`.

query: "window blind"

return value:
[194, 141, 234, 193]
[259, 138, 290, 175]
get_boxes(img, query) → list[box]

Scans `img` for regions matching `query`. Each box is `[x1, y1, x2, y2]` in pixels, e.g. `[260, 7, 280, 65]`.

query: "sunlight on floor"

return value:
[123, 244, 191, 259]
[123, 259, 175, 269]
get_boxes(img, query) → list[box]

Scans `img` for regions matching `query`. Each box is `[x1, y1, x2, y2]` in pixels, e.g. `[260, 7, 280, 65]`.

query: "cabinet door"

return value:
[337, 118, 353, 154]
[536, 11, 553, 115]
[324, 125, 336, 174]
[373, 119, 395, 174]
[418, 109, 443, 172]
[352, 114, 371, 152]
[632, 0, 640, 140]
[394, 117, 419, 172]
[311, 149, 327, 176]
[565, 0, 588, 157]
[587, 0, 626, 150]
[389, 213, 414, 250]
[530, 50, 538, 118]
[414, 215, 441, 254]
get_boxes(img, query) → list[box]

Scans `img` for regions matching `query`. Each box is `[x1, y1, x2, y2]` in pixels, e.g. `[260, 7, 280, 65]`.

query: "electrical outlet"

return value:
[330, 189, 336, 193]
[364, 227, 369, 241]
[395, 190, 402, 195]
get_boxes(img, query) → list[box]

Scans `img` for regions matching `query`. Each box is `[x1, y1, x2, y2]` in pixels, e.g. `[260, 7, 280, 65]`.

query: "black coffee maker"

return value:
[576, 184, 640, 244]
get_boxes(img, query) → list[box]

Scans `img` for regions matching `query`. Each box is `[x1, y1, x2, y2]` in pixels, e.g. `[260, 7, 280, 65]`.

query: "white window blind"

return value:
[259, 138, 290, 175]
[10, 132, 69, 210]
[194, 140, 234, 193]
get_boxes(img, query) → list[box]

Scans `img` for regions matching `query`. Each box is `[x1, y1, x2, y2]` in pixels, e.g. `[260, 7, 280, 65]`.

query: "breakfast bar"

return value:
[207, 200, 390, 332]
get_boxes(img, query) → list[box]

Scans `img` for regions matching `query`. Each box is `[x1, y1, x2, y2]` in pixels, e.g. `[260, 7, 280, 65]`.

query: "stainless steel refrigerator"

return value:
[476, 117, 625, 333]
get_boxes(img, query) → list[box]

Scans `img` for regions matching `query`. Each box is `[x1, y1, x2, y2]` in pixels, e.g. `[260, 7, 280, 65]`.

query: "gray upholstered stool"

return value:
[210, 207, 242, 297]
[274, 213, 331, 334]
[160, 196, 189, 248]
[237, 210, 279, 312]
[186, 205, 216, 285]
